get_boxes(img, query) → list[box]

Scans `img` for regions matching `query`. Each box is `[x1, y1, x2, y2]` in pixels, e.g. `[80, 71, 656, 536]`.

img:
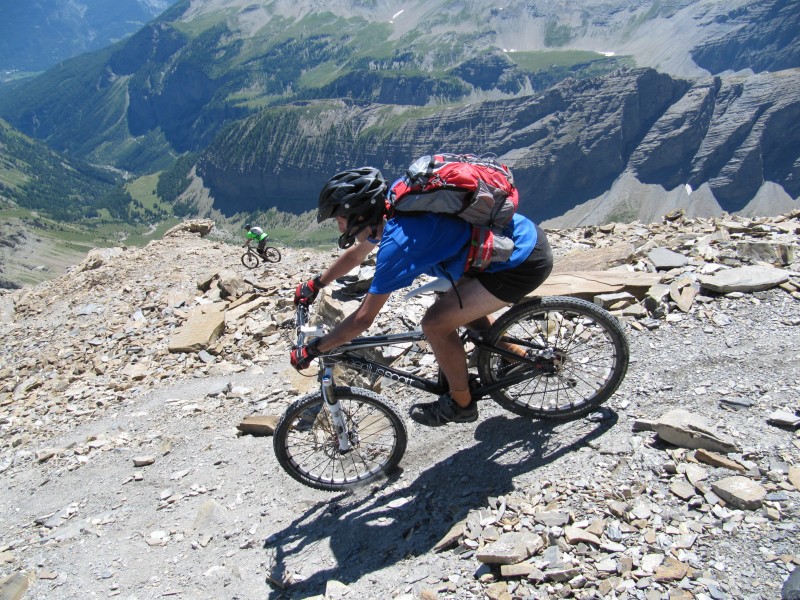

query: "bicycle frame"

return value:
[244, 240, 262, 253]
[297, 305, 550, 420]
[279, 298, 627, 488]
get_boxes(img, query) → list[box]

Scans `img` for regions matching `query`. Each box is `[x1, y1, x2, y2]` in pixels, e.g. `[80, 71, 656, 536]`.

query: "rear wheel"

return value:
[264, 247, 282, 263]
[477, 296, 629, 420]
[273, 386, 407, 491]
[241, 251, 259, 269]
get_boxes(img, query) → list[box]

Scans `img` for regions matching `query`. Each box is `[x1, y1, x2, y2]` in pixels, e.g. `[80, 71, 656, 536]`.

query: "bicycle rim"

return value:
[273, 387, 407, 491]
[477, 296, 629, 420]
[241, 252, 259, 269]
[264, 247, 281, 263]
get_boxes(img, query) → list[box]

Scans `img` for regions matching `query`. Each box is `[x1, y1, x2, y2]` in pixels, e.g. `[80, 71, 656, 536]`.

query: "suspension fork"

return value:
[320, 365, 352, 452]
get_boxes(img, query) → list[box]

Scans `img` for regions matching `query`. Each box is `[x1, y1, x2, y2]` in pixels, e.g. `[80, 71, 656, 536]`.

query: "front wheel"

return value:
[273, 386, 408, 491]
[263, 247, 281, 263]
[477, 296, 629, 420]
[241, 251, 259, 269]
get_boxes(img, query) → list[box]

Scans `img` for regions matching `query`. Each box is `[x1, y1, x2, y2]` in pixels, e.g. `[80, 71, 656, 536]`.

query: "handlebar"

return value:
[295, 304, 309, 346]
[295, 304, 326, 348]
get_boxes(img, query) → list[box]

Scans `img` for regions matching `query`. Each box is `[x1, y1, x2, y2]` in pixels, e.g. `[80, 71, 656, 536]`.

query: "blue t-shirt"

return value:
[369, 213, 538, 295]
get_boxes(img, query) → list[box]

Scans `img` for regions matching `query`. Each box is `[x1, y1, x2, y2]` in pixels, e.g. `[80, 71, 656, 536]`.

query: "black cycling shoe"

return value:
[409, 393, 478, 427]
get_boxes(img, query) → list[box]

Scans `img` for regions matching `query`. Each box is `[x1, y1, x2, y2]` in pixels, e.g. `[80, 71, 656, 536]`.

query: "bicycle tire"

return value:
[241, 251, 259, 269]
[476, 296, 629, 420]
[264, 247, 281, 263]
[273, 386, 407, 491]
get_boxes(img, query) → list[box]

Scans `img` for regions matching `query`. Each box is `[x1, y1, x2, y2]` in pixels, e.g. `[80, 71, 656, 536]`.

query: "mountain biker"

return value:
[244, 224, 269, 257]
[291, 165, 553, 427]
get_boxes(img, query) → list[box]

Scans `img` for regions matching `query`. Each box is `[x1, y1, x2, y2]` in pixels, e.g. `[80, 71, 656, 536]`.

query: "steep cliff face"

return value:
[690, 0, 800, 75]
[2, 0, 797, 227]
[629, 71, 800, 211]
[197, 68, 800, 223]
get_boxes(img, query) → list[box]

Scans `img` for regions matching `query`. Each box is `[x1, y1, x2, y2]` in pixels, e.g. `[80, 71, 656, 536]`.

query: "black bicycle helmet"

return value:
[318, 167, 387, 248]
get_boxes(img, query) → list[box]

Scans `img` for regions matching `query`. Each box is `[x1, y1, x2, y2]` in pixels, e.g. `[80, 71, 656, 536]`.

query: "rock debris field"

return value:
[1, 212, 800, 600]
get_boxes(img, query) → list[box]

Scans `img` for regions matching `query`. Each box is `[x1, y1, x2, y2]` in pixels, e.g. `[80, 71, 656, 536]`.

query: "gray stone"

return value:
[76, 247, 125, 272]
[767, 409, 800, 428]
[535, 271, 663, 298]
[593, 291, 636, 310]
[733, 241, 794, 266]
[475, 531, 544, 565]
[237, 415, 279, 436]
[193, 499, 230, 534]
[564, 525, 601, 546]
[163, 219, 215, 238]
[699, 265, 790, 293]
[648, 408, 740, 453]
[670, 478, 696, 500]
[168, 306, 226, 353]
[711, 476, 766, 510]
[0, 571, 29, 600]
[133, 455, 156, 467]
[533, 510, 570, 527]
[217, 269, 251, 299]
[648, 247, 690, 270]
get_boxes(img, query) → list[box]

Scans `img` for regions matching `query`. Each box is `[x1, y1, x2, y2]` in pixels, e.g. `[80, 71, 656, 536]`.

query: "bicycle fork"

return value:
[321, 366, 353, 453]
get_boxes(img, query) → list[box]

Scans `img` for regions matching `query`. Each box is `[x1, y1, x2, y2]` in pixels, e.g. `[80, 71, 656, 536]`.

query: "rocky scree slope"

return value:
[0, 214, 799, 599]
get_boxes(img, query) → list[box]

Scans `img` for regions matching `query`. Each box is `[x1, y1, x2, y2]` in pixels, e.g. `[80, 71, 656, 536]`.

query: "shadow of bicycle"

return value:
[264, 410, 618, 599]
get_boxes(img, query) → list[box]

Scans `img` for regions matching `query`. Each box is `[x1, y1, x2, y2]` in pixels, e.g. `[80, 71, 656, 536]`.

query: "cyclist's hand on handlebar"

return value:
[290, 338, 321, 370]
[294, 275, 324, 306]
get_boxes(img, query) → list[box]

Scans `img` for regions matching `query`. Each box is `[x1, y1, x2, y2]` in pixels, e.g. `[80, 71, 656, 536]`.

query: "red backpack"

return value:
[387, 153, 519, 272]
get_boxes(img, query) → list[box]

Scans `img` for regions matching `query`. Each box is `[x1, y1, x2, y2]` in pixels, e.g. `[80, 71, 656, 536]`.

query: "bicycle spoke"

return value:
[275, 390, 407, 490]
[478, 297, 629, 420]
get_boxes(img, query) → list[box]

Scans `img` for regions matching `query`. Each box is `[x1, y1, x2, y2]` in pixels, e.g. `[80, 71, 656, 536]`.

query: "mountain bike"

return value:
[273, 293, 629, 491]
[241, 239, 281, 268]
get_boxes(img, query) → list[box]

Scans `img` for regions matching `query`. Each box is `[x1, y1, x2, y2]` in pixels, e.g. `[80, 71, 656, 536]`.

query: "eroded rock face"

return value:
[690, 0, 800, 74]
[163, 219, 215, 238]
[198, 68, 800, 224]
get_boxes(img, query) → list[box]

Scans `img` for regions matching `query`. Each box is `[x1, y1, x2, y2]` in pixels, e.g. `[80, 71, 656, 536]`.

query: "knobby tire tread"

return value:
[477, 296, 629, 420]
[241, 251, 259, 269]
[264, 247, 282, 263]
[273, 386, 407, 491]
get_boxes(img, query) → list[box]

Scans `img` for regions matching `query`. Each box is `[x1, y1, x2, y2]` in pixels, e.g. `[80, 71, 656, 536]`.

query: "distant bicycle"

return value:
[241, 239, 281, 268]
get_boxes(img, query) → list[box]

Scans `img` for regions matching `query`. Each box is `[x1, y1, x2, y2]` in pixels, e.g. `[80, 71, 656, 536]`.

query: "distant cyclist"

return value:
[244, 224, 269, 257]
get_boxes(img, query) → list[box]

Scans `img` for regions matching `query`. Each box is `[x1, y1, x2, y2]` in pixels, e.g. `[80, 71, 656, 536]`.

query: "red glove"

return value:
[294, 275, 324, 306]
[290, 338, 322, 370]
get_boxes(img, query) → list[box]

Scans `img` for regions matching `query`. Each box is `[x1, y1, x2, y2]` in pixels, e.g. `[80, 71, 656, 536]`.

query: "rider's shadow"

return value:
[264, 411, 618, 599]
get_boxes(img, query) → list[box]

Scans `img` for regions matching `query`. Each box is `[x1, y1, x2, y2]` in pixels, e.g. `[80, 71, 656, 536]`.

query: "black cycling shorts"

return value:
[472, 224, 553, 303]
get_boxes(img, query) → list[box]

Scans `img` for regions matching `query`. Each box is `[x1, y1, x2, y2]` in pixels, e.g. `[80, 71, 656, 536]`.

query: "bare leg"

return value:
[421, 278, 510, 407]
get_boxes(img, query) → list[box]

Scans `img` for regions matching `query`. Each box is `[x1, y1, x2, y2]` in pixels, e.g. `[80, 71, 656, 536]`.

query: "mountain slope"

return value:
[194, 68, 800, 223]
[0, 0, 797, 231]
[7, 0, 777, 173]
[0, 118, 123, 220]
[0, 0, 178, 74]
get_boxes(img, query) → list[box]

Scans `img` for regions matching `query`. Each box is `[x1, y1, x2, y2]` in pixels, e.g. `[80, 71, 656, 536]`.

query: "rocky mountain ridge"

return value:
[196, 67, 800, 225]
[0, 213, 799, 599]
[1, 0, 797, 228]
